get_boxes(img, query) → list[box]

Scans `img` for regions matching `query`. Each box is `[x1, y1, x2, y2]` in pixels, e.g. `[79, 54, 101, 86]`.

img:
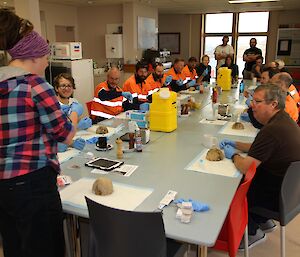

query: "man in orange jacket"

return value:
[165, 58, 196, 92]
[91, 67, 134, 122]
[271, 72, 299, 122]
[145, 62, 172, 93]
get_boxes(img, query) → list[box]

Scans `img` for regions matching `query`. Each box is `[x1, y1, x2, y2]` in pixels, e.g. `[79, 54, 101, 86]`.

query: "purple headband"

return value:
[8, 31, 50, 60]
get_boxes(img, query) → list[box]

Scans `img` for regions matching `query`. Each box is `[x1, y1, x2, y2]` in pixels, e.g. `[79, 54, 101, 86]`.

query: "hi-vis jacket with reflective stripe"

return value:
[91, 81, 124, 119]
[122, 75, 153, 102]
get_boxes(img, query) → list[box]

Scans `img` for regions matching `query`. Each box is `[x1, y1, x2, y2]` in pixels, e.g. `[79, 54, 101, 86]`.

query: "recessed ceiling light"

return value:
[228, 0, 280, 3]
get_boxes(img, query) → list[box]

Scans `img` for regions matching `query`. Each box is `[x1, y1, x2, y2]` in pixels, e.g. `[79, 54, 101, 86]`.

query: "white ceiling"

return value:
[2, 0, 300, 13]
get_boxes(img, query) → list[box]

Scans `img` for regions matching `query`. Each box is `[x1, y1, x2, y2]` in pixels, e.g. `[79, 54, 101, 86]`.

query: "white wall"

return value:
[39, 2, 78, 42]
[77, 4, 123, 67]
[123, 2, 158, 64]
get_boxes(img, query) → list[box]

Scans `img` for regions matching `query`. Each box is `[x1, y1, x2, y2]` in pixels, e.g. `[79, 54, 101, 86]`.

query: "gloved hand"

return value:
[122, 92, 133, 101]
[77, 117, 92, 130]
[61, 104, 71, 115]
[187, 79, 196, 87]
[139, 102, 150, 112]
[164, 75, 172, 85]
[188, 199, 210, 212]
[57, 143, 68, 152]
[224, 144, 236, 159]
[174, 198, 210, 212]
[70, 102, 83, 117]
[202, 68, 208, 77]
[176, 79, 184, 87]
[245, 95, 253, 107]
[72, 138, 86, 151]
[219, 139, 236, 149]
[240, 112, 251, 122]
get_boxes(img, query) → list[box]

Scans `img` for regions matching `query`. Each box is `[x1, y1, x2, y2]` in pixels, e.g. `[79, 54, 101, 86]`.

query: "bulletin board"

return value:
[276, 28, 300, 66]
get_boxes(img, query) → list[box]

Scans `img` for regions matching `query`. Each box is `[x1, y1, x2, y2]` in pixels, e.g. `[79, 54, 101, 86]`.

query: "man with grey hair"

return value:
[219, 83, 300, 249]
[271, 72, 299, 122]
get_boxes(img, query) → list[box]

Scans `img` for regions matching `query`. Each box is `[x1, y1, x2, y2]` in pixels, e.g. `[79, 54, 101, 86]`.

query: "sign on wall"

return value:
[276, 28, 300, 66]
[137, 16, 157, 50]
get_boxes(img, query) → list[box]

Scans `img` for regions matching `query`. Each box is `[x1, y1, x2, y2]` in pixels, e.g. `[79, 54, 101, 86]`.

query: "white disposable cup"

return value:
[252, 77, 257, 87]
[203, 134, 218, 149]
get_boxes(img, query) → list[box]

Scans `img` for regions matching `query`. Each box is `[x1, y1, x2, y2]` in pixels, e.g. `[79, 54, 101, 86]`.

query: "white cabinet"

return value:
[105, 34, 123, 59]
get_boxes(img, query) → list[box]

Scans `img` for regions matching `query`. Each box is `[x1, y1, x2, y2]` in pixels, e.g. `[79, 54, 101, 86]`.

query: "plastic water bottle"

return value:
[239, 80, 244, 94]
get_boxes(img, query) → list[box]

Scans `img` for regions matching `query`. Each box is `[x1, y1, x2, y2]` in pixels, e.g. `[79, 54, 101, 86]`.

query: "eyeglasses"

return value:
[58, 84, 73, 89]
[250, 99, 266, 104]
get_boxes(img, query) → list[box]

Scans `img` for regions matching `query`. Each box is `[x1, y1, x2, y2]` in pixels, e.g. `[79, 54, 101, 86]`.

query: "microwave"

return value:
[51, 42, 82, 60]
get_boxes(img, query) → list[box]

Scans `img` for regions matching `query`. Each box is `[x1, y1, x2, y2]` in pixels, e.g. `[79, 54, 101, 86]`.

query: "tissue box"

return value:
[130, 111, 148, 129]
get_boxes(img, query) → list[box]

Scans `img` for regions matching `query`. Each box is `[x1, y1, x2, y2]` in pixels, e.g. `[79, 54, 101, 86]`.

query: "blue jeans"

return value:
[0, 166, 65, 257]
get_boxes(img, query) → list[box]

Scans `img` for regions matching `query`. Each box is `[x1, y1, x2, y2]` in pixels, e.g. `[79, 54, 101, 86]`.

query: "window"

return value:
[203, 12, 269, 78]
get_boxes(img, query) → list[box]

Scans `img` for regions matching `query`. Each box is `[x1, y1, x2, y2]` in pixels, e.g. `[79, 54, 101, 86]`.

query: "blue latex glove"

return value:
[176, 79, 184, 86]
[240, 112, 251, 122]
[224, 144, 236, 159]
[86, 136, 99, 144]
[187, 79, 196, 87]
[174, 198, 210, 212]
[70, 102, 83, 117]
[61, 104, 71, 115]
[164, 75, 172, 85]
[57, 143, 68, 152]
[77, 117, 92, 130]
[72, 138, 86, 151]
[122, 92, 133, 101]
[202, 68, 208, 77]
[139, 102, 150, 112]
[245, 95, 253, 107]
[219, 139, 236, 149]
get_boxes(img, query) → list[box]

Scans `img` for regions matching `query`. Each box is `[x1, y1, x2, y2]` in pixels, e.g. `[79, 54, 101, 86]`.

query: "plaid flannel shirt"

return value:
[0, 72, 73, 179]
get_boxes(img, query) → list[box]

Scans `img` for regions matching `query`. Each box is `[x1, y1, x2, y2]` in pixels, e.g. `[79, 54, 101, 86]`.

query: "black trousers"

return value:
[0, 166, 65, 257]
[247, 168, 283, 235]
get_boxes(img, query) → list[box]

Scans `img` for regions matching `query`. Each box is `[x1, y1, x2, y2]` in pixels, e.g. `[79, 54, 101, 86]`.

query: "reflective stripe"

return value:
[147, 88, 159, 96]
[91, 110, 114, 119]
[132, 93, 138, 98]
[290, 89, 297, 96]
[138, 94, 147, 100]
[93, 97, 123, 107]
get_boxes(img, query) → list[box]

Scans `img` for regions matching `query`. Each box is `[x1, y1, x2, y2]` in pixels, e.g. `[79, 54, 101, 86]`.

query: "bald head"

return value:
[271, 72, 293, 91]
[107, 67, 120, 88]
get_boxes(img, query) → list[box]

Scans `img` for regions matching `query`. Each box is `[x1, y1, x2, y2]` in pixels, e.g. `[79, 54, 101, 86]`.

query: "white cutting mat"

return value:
[74, 125, 115, 140]
[219, 121, 258, 138]
[57, 148, 81, 164]
[60, 177, 153, 211]
[180, 89, 200, 94]
[185, 149, 240, 177]
[199, 118, 228, 126]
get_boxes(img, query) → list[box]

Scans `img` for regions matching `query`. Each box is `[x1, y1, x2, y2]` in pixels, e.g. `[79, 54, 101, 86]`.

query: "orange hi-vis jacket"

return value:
[145, 73, 166, 92]
[165, 67, 186, 81]
[285, 94, 299, 122]
[122, 75, 152, 102]
[91, 81, 124, 119]
[182, 65, 198, 80]
[289, 84, 300, 111]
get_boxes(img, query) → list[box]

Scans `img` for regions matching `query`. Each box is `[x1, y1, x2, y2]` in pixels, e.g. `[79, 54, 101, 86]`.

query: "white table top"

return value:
[60, 88, 253, 246]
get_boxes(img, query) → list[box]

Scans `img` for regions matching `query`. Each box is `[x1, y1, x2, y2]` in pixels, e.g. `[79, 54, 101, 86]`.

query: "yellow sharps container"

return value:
[149, 88, 177, 132]
[217, 67, 232, 91]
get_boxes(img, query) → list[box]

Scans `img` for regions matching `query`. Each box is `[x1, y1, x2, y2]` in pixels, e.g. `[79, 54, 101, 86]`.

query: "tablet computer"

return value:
[85, 157, 124, 171]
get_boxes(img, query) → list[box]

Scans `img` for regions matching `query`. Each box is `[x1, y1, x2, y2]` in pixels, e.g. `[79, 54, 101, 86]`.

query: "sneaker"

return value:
[238, 228, 267, 251]
[259, 219, 277, 233]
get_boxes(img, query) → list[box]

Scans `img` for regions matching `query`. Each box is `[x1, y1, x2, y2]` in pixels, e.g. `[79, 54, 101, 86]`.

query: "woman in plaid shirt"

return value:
[0, 9, 76, 257]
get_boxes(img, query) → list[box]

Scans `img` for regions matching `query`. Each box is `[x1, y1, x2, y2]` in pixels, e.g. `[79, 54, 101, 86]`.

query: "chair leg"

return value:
[280, 226, 286, 257]
[244, 224, 249, 257]
[197, 245, 207, 257]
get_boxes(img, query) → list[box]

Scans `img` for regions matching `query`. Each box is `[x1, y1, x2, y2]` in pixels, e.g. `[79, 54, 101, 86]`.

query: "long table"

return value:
[60, 87, 250, 257]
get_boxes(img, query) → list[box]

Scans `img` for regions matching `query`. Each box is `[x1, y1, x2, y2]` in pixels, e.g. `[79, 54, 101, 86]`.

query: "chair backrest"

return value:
[85, 197, 167, 257]
[280, 161, 300, 225]
[213, 162, 256, 257]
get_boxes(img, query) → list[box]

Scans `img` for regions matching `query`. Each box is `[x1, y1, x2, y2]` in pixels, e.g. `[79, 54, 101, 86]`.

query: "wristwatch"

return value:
[231, 153, 240, 163]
